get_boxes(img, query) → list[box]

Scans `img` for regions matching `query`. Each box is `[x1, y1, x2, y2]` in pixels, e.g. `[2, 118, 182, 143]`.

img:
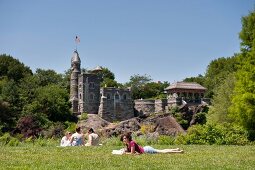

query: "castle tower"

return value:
[70, 50, 81, 114]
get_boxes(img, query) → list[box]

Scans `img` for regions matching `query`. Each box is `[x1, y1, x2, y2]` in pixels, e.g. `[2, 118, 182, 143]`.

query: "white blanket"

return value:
[112, 148, 125, 155]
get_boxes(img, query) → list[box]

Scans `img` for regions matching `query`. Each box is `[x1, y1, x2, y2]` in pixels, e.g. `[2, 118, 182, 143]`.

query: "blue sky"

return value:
[0, 0, 254, 83]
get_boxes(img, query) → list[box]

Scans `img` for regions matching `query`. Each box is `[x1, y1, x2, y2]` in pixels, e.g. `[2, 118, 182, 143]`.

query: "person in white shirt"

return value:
[60, 131, 72, 147]
[70, 127, 84, 146]
[85, 128, 99, 146]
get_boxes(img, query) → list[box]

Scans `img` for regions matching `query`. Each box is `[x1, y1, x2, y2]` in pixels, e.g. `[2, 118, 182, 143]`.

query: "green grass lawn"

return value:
[0, 145, 254, 170]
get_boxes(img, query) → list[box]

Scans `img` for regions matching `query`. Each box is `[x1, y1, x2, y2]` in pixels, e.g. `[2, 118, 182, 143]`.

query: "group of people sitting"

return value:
[60, 127, 99, 147]
[61, 127, 184, 155]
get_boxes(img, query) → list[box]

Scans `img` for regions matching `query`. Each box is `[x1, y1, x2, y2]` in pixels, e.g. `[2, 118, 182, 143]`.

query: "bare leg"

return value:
[155, 148, 184, 153]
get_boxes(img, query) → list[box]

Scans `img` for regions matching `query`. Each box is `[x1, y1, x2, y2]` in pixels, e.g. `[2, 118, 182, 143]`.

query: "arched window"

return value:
[89, 82, 95, 89]
[115, 94, 119, 100]
[80, 93, 82, 99]
[107, 94, 111, 100]
[89, 93, 94, 100]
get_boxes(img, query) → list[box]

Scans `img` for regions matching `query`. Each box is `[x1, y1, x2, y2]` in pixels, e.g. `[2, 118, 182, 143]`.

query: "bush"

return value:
[157, 135, 175, 145]
[140, 124, 155, 134]
[44, 122, 65, 139]
[80, 112, 88, 120]
[102, 136, 123, 146]
[0, 133, 11, 146]
[8, 138, 19, 146]
[175, 123, 249, 145]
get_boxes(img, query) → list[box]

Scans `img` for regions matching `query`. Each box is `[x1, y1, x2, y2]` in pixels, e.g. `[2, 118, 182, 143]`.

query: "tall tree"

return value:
[229, 10, 255, 140]
[0, 54, 32, 82]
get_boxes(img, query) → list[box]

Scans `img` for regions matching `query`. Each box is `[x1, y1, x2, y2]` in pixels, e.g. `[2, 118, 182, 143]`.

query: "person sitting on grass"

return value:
[120, 132, 184, 154]
[85, 128, 99, 146]
[70, 127, 84, 146]
[60, 131, 72, 147]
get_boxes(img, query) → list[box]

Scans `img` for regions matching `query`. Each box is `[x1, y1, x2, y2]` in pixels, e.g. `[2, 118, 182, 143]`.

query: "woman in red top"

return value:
[120, 132, 184, 154]
[120, 132, 144, 154]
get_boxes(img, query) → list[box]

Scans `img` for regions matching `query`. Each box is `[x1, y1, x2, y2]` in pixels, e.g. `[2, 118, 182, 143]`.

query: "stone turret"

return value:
[70, 50, 81, 114]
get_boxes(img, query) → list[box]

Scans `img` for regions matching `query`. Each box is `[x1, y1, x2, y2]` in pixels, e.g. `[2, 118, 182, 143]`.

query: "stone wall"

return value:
[155, 99, 168, 113]
[78, 73, 101, 114]
[134, 99, 168, 115]
[98, 87, 134, 122]
[134, 99, 155, 115]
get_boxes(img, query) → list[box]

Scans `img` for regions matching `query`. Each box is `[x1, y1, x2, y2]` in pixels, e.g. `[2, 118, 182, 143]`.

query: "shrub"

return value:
[140, 124, 155, 134]
[0, 133, 11, 146]
[102, 136, 123, 146]
[175, 123, 249, 145]
[158, 135, 175, 145]
[8, 138, 19, 146]
[44, 122, 65, 139]
[80, 112, 88, 120]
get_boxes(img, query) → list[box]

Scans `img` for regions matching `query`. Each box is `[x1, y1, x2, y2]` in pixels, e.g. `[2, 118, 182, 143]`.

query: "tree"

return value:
[22, 85, 72, 122]
[183, 74, 205, 86]
[0, 54, 32, 82]
[229, 10, 255, 140]
[204, 56, 239, 98]
[34, 69, 63, 87]
[239, 10, 255, 52]
[207, 73, 236, 124]
[229, 53, 255, 140]
[124, 74, 152, 99]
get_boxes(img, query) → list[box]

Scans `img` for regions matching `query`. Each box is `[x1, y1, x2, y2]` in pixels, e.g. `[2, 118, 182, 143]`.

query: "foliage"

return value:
[239, 10, 255, 52]
[175, 123, 249, 145]
[204, 56, 239, 98]
[229, 54, 255, 140]
[229, 10, 255, 140]
[16, 115, 43, 138]
[34, 69, 63, 87]
[80, 112, 88, 120]
[124, 74, 169, 99]
[183, 74, 205, 86]
[101, 77, 119, 87]
[157, 135, 175, 145]
[0, 100, 15, 132]
[193, 112, 207, 125]
[30, 85, 72, 122]
[44, 122, 65, 139]
[0, 54, 32, 82]
[207, 73, 236, 124]
[140, 124, 155, 134]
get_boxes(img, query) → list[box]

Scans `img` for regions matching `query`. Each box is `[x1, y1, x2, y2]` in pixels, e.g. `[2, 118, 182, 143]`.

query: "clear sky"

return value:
[0, 0, 254, 83]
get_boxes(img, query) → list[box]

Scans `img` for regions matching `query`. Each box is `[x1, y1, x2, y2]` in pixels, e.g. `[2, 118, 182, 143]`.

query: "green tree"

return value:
[229, 10, 255, 140]
[183, 74, 205, 86]
[207, 73, 236, 124]
[239, 10, 255, 52]
[124, 74, 152, 99]
[204, 56, 239, 98]
[23, 85, 72, 122]
[0, 54, 32, 82]
[34, 69, 63, 87]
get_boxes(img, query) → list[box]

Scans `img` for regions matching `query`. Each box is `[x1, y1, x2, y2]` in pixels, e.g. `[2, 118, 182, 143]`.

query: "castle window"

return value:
[107, 94, 111, 100]
[115, 94, 119, 100]
[123, 94, 127, 100]
[80, 93, 82, 99]
[89, 93, 94, 101]
[89, 82, 95, 89]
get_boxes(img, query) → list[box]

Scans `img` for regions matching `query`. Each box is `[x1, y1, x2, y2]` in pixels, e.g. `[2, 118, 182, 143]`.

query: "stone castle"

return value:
[70, 50, 133, 122]
[70, 50, 208, 122]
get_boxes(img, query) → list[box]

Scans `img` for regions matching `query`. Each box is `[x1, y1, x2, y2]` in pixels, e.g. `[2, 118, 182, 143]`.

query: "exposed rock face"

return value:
[78, 113, 185, 137]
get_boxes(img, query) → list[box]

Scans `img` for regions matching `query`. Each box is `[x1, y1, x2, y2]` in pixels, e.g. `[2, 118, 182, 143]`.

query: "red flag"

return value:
[75, 36, 80, 44]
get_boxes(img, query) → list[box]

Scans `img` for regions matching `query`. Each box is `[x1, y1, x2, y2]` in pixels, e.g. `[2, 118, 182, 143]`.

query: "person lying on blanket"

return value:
[120, 132, 184, 154]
